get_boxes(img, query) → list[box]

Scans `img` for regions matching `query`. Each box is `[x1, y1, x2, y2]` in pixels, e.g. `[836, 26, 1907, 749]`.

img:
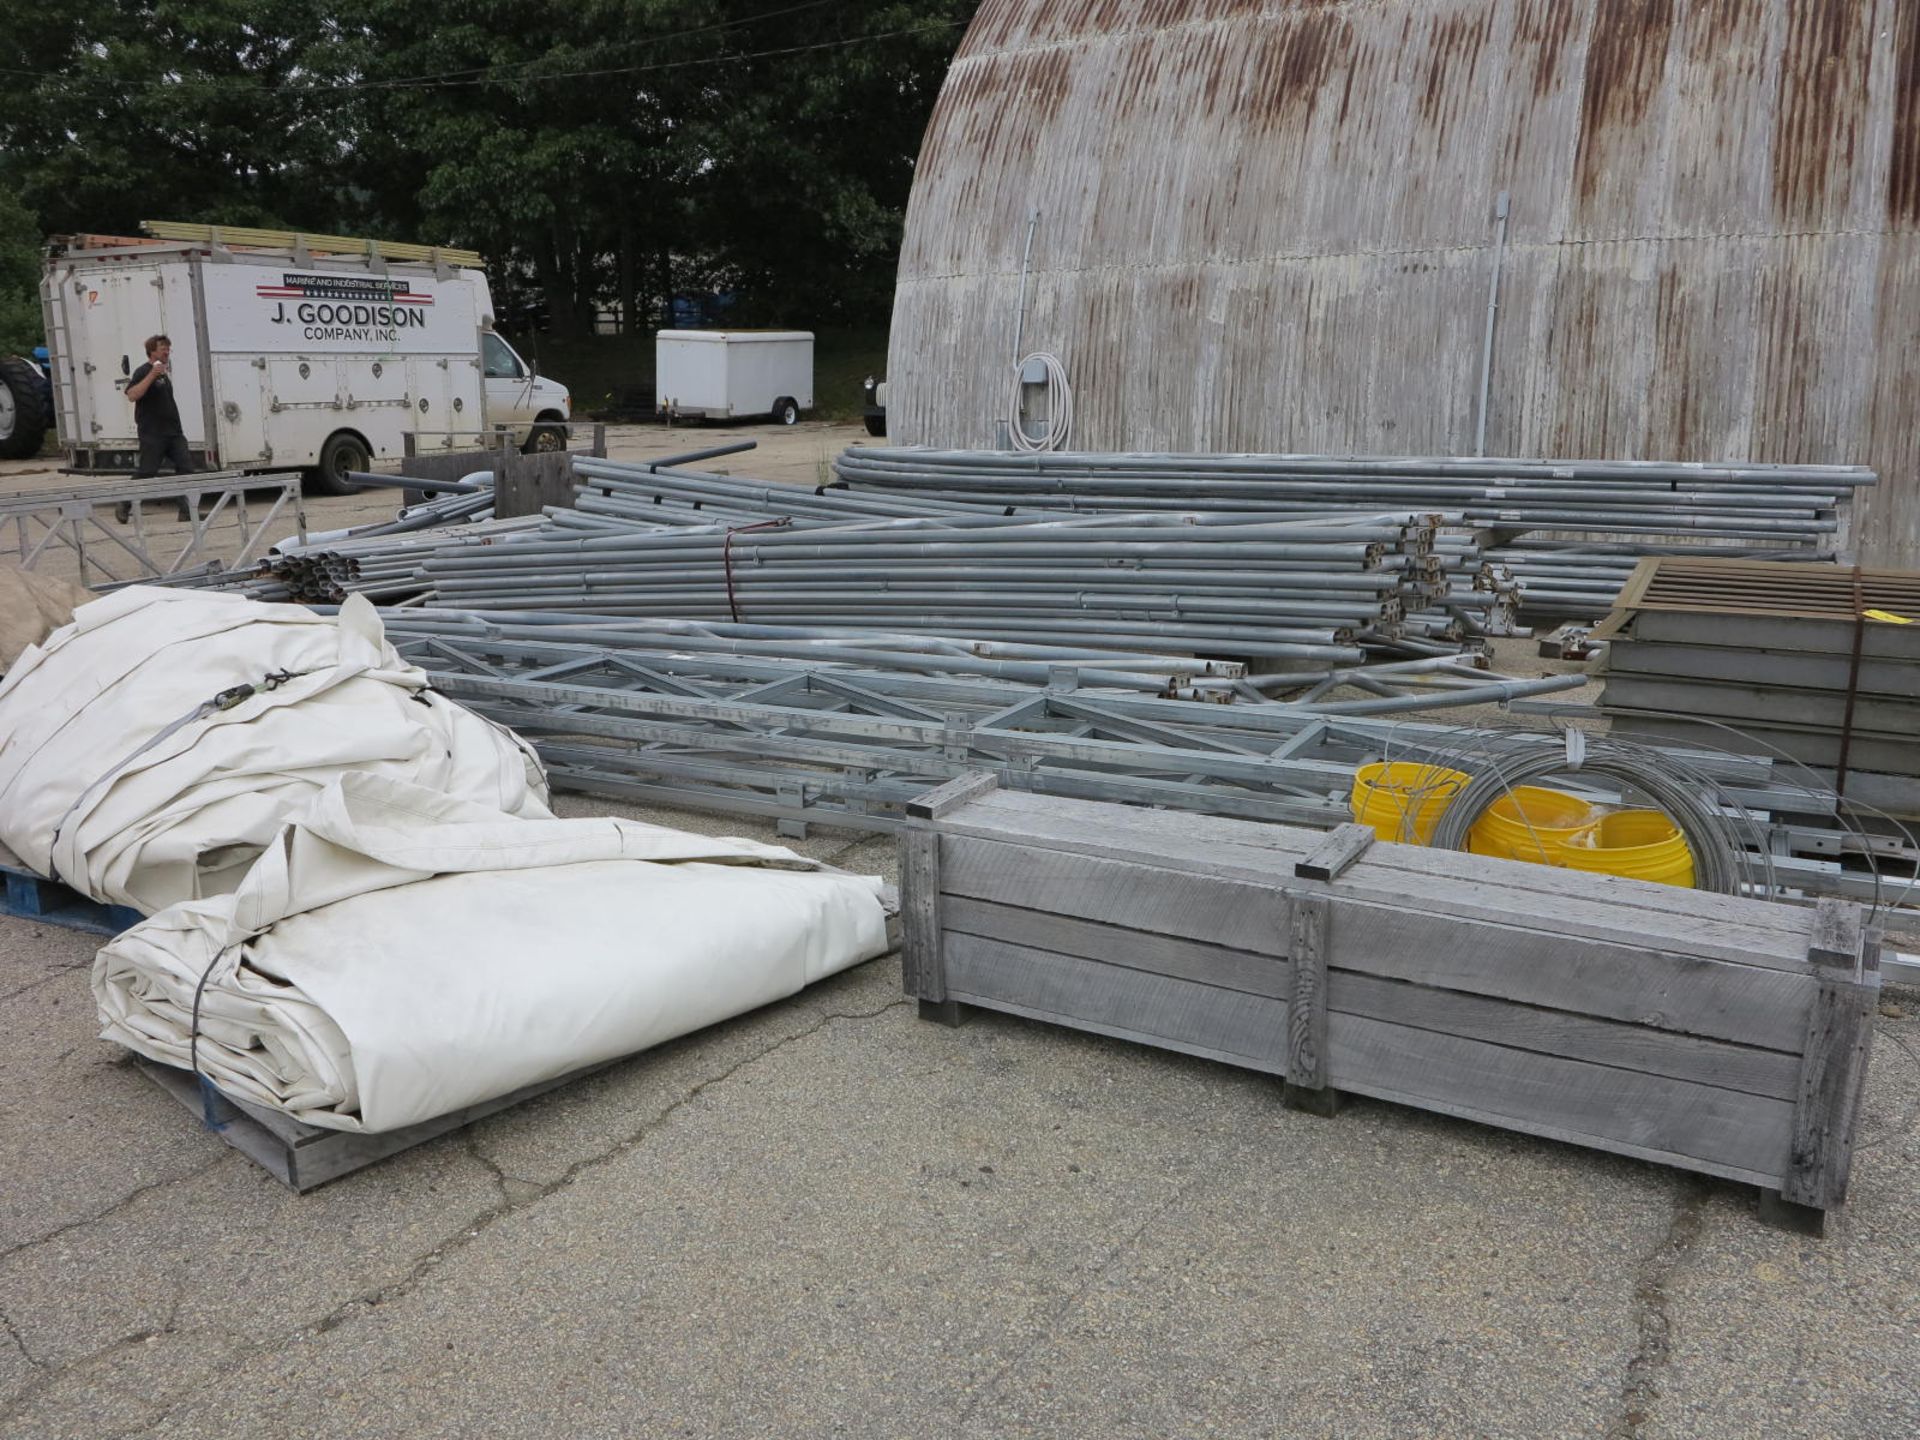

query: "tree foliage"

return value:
[0, 0, 973, 348]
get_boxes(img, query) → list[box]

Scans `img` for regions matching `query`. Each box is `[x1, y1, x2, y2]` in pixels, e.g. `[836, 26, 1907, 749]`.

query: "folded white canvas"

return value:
[94, 773, 893, 1132]
[0, 586, 548, 911]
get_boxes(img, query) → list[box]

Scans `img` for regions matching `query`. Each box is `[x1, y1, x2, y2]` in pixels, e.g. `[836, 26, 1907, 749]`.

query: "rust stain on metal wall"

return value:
[888, 0, 1920, 564]
[1512, 0, 1578, 97]
[1890, 0, 1920, 222]
[1240, 7, 1350, 132]
[1770, 0, 1874, 228]
[1417, 10, 1494, 130]
[1572, 0, 1675, 207]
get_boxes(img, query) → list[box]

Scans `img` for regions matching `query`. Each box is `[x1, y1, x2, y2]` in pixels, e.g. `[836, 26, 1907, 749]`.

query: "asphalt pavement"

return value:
[2, 790, 1916, 1439]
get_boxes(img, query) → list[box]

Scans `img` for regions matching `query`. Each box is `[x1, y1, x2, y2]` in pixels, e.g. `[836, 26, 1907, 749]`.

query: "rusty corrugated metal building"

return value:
[887, 0, 1920, 565]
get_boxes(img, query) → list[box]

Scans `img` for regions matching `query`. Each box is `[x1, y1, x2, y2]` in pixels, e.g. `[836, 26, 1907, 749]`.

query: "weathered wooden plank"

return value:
[135, 1057, 618, 1191]
[1283, 892, 1336, 1114]
[1331, 898, 1812, 1053]
[941, 895, 1287, 997]
[898, 828, 945, 1002]
[1782, 902, 1879, 1209]
[941, 833, 1810, 1051]
[1806, 897, 1867, 971]
[942, 894, 1800, 1099]
[1325, 1013, 1794, 1182]
[940, 835, 1289, 955]
[1285, 894, 1330, 1090]
[939, 934, 1794, 1183]
[963, 787, 1810, 939]
[940, 797, 1811, 971]
[1333, 970, 1800, 1103]
[905, 771, 1000, 820]
[1294, 823, 1374, 882]
[943, 932, 1286, 1070]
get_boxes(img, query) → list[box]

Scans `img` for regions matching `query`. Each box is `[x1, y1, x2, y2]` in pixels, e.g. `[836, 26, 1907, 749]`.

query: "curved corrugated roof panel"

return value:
[888, 0, 1920, 564]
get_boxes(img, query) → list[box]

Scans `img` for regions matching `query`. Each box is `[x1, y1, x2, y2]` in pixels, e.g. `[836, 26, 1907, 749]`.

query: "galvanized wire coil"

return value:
[1413, 730, 1768, 895]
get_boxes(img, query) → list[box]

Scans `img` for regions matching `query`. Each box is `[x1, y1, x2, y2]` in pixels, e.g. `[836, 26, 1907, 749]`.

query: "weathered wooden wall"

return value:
[889, 0, 1920, 565]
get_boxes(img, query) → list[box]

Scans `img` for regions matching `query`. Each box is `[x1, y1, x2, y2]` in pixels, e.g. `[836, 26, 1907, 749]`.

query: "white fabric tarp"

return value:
[93, 773, 893, 1132]
[0, 586, 548, 911]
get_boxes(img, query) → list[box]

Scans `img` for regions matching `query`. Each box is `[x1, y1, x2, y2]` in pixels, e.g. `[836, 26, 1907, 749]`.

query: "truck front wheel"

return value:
[0, 355, 52, 460]
[522, 422, 567, 454]
[309, 431, 371, 496]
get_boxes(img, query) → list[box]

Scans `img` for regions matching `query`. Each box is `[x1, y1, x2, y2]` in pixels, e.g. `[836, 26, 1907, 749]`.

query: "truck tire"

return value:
[863, 411, 887, 438]
[0, 355, 52, 460]
[522, 421, 567, 454]
[772, 397, 799, 426]
[308, 431, 371, 496]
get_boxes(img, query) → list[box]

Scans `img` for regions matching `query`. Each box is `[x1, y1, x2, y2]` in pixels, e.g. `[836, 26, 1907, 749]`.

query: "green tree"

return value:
[0, 1, 976, 350]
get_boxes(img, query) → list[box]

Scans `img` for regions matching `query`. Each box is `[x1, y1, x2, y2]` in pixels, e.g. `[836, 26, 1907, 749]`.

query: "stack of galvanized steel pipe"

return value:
[832, 447, 1871, 619]
[412, 465, 1506, 661]
[202, 452, 1522, 652]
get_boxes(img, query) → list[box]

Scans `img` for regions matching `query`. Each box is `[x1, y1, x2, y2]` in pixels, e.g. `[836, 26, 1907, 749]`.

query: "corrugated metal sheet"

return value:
[888, 0, 1920, 565]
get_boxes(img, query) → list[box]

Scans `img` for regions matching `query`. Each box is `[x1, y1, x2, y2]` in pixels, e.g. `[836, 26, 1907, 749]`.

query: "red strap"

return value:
[722, 517, 791, 622]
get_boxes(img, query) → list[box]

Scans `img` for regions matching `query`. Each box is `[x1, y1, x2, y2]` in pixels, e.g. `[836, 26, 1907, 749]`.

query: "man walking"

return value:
[120, 333, 195, 522]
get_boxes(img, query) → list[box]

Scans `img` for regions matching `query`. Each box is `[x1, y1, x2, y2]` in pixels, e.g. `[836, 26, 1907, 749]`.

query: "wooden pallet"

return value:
[900, 776, 1880, 1234]
[136, 1057, 613, 1192]
[1, 864, 142, 936]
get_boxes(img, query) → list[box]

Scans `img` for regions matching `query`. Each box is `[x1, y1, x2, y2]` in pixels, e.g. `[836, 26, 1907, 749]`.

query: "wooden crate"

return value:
[899, 777, 1880, 1232]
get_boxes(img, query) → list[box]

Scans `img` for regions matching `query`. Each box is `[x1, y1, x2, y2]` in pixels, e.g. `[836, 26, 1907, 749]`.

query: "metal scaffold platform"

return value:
[0, 471, 306, 586]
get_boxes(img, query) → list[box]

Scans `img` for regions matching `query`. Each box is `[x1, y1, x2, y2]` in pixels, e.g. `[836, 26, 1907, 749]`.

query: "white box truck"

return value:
[655, 329, 812, 426]
[40, 228, 573, 493]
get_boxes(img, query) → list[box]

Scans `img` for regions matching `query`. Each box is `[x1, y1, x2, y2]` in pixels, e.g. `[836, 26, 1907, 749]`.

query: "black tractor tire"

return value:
[522, 421, 568, 455]
[863, 411, 887, 438]
[771, 397, 800, 427]
[0, 355, 52, 460]
[308, 431, 372, 496]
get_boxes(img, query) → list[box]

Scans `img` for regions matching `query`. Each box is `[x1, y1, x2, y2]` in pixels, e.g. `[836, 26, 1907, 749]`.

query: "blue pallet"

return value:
[0, 865, 142, 936]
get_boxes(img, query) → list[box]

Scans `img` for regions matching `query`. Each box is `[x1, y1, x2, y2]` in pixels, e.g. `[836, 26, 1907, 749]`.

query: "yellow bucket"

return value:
[1467, 786, 1601, 864]
[1559, 809, 1696, 887]
[1350, 761, 1470, 844]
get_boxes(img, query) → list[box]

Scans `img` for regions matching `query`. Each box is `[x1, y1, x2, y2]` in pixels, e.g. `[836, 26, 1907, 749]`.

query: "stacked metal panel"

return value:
[1597, 557, 1920, 820]
[833, 448, 1871, 620]
[362, 608, 1920, 910]
[378, 611, 1732, 836]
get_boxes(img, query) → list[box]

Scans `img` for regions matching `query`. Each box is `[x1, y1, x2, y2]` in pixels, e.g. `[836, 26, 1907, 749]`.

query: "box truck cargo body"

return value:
[41, 235, 571, 490]
[655, 330, 813, 425]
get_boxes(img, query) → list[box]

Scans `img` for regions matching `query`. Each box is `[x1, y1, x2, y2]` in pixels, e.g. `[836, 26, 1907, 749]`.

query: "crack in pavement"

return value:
[1, 1306, 45, 1371]
[3, 997, 912, 1436]
[0, 1153, 232, 1264]
[306, 996, 912, 1334]
[957, 1169, 1206, 1426]
[1609, 1178, 1709, 1440]
[0, 960, 94, 1006]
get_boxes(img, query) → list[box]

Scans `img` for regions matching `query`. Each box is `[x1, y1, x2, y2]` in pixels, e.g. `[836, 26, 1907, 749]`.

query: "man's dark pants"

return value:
[119, 434, 198, 522]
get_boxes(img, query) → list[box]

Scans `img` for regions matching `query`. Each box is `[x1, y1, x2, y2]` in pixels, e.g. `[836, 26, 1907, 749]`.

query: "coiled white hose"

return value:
[1009, 352, 1072, 452]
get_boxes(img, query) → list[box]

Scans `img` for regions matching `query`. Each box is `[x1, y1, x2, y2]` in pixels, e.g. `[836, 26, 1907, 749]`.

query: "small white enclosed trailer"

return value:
[655, 330, 813, 425]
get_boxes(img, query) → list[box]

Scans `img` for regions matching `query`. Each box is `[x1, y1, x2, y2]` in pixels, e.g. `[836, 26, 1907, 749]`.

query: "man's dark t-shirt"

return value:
[129, 362, 183, 439]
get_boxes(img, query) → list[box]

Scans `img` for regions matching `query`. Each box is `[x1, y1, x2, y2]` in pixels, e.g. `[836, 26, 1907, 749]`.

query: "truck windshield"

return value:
[482, 333, 525, 379]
